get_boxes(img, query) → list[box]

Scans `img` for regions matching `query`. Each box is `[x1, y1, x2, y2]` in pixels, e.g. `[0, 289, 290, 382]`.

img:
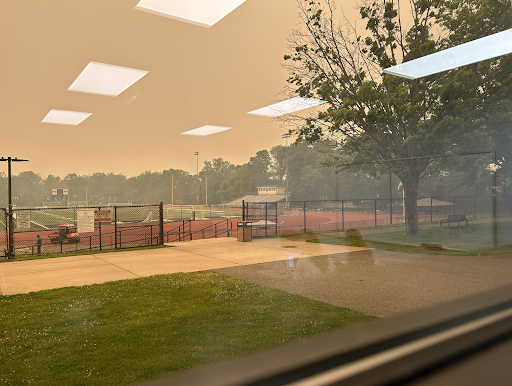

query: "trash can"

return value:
[237, 221, 252, 242]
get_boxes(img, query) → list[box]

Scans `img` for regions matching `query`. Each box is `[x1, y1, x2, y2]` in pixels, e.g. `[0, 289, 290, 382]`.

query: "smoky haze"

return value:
[0, 144, 499, 208]
[1, 0, 363, 178]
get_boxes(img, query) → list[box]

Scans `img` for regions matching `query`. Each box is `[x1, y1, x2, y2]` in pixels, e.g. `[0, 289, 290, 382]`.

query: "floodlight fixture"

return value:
[247, 97, 327, 117]
[181, 126, 232, 136]
[41, 109, 92, 126]
[383, 29, 512, 79]
[68, 62, 148, 96]
[135, 0, 247, 28]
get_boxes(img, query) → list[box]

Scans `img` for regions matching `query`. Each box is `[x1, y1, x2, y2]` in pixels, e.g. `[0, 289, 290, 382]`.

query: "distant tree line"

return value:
[0, 143, 502, 208]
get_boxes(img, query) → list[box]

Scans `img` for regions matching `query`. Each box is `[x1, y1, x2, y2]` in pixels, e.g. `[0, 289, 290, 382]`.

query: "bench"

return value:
[440, 214, 468, 228]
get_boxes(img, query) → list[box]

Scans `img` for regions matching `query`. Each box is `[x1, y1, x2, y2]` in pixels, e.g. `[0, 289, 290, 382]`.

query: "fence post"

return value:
[150, 225, 153, 245]
[265, 202, 268, 237]
[99, 220, 102, 251]
[159, 202, 164, 245]
[389, 173, 393, 225]
[375, 199, 377, 227]
[2, 209, 7, 258]
[7, 208, 13, 259]
[303, 202, 306, 233]
[342, 200, 345, 230]
[275, 203, 278, 235]
[114, 206, 117, 249]
[493, 150, 498, 248]
[242, 200, 245, 221]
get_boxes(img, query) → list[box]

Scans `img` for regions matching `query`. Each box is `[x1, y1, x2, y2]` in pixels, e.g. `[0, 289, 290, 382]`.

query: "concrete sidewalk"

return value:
[0, 237, 363, 295]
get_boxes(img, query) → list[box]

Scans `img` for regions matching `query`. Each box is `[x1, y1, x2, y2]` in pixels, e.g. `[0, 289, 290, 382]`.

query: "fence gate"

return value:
[246, 202, 278, 237]
[1, 208, 7, 257]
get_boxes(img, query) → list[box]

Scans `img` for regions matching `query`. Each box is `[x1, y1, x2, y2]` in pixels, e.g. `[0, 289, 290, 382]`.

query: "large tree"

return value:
[283, 0, 512, 234]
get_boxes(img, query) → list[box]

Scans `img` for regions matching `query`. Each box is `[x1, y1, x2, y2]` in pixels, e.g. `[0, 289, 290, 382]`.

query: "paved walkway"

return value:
[0, 237, 362, 296]
[2, 236, 512, 317]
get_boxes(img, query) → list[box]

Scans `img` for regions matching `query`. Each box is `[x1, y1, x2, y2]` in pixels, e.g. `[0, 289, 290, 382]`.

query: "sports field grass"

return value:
[163, 206, 241, 220]
[3, 207, 242, 234]
[309, 221, 512, 255]
[0, 272, 376, 386]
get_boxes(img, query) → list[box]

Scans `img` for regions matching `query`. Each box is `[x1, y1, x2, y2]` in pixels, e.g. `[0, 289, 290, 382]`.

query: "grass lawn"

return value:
[0, 272, 376, 386]
[309, 222, 512, 255]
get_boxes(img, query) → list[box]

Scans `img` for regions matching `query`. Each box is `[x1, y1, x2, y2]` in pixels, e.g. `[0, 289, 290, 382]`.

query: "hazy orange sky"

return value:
[2, 0, 362, 177]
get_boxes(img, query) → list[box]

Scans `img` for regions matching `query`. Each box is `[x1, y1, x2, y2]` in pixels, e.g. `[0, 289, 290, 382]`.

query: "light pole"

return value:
[0, 157, 29, 258]
[194, 152, 199, 205]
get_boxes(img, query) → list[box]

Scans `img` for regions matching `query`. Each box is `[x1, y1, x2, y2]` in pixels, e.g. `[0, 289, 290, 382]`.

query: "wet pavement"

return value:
[1, 235, 512, 318]
[213, 244, 512, 317]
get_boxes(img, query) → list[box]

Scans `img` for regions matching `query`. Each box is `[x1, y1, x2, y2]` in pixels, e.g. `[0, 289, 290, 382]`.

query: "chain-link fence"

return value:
[246, 202, 278, 237]
[4, 195, 510, 257]
[1, 204, 167, 258]
[162, 204, 242, 221]
[242, 196, 512, 247]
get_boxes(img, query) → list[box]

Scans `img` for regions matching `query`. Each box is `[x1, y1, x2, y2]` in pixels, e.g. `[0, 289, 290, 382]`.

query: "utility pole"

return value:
[0, 157, 29, 259]
[282, 133, 290, 207]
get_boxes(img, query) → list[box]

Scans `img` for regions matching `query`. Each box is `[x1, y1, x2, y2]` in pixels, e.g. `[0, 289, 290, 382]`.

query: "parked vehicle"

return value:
[48, 224, 80, 244]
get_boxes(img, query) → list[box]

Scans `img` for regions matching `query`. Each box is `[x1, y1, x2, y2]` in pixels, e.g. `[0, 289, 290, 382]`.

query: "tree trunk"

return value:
[403, 173, 421, 236]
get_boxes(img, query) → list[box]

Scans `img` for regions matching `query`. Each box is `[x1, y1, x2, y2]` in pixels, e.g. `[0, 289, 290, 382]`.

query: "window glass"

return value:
[1, 0, 511, 385]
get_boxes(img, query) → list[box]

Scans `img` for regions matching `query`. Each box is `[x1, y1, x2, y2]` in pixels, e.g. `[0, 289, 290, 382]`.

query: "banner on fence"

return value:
[16, 212, 30, 229]
[77, 209, 95, 233]
[94, 209, 111, 222]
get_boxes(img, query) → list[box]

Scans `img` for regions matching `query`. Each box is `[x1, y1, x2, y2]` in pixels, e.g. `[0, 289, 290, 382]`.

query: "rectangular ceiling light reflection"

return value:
[181, 125, 232, 136]
[383, 29, 512, 79]
[247, 97, 327, 117]
[68, 62, 149, 96]
[135, 0, 247, 28]
[41, 109, 92, 125]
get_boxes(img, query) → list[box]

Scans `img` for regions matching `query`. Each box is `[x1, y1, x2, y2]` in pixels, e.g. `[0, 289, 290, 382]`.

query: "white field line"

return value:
[30, 221, 49, 229]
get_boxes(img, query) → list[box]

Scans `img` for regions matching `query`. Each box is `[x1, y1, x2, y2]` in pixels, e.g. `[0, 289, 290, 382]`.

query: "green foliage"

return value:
[283, 0, 512, 234]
